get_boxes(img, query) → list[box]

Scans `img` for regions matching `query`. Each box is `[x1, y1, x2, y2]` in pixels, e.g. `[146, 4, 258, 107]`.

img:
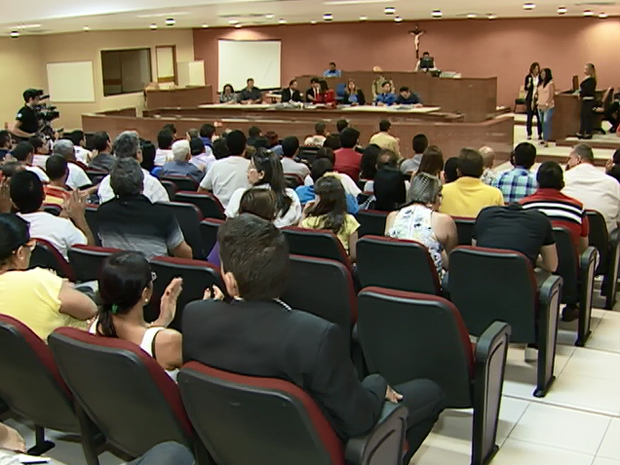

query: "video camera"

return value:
[30, 90, 60, 123]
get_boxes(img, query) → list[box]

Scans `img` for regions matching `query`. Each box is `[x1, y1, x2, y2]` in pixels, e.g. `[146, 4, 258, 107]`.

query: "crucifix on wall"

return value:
[408, 26, 426, 60]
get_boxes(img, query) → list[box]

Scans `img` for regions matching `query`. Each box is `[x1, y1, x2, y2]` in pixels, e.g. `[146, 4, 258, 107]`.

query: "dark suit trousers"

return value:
[526, 100, 542, 137]
[580, 100, 596, 135]
[394, 379, 444, 464]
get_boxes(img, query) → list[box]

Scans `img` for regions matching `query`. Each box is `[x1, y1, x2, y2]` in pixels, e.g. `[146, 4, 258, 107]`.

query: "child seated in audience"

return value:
[0, 213, 97, 341]
[93, 251, 183, 380]
[300, 176, 360, 260]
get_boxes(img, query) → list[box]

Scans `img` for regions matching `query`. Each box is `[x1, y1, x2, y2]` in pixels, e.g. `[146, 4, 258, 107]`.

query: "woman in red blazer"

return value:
[315, 80, 336, 106]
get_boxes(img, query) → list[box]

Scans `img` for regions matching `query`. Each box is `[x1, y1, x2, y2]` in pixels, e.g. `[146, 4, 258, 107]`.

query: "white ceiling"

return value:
[2, 0, 618, 36]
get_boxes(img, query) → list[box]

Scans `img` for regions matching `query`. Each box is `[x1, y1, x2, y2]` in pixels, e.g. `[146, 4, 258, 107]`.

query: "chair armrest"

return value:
[352, 322, 359, 344]
[537, 274, 562, 308]
[609, 229, 620, 248]
[579, 246, 598, 273]
[475, 321, 511, 371]
[344, 402, 408, 465]
[535, 274, 562, 397]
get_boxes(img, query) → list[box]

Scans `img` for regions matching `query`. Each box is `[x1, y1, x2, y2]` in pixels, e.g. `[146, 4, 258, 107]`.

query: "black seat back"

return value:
[29, 239, 75, 281]
[454, 218, 475, 246]
[68, 245, 119, 283]
[156, 202, 205, 259]
[586, 210, 609, 274]
[450, 246, 537, 341]
[161, 176, 199, 192]
[357, 236, 440, 294]
[84, 204, 101, 245]
[356, 210, 388, 238]
[175, 191, 225, 220]
[282, 227, 353, 273]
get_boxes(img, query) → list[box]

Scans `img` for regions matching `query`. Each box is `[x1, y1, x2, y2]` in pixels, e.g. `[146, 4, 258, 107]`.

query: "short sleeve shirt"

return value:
[15, 105, 38, 134]
[473, 204, 555, 265]
[493, 167, 538, 204]
[97, 195, 184, 260]
[301, 214, 360, 254]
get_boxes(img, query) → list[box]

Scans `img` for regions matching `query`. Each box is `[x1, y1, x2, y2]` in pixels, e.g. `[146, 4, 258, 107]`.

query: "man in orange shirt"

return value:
[43, 155, 71, 206]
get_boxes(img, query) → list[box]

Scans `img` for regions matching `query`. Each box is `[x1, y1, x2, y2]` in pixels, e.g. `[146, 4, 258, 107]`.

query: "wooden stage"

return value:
[83, 104, 515, 160]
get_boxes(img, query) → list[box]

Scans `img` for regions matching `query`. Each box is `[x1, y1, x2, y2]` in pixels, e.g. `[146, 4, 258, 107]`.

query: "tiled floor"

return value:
[2, 121, 619, 465]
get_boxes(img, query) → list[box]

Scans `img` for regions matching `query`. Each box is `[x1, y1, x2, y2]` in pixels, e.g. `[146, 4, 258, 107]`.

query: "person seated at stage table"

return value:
[400, 133, 428, 175]
[396, 86, 423, 106]
[305, 77, 321, 103]
[375, 81, 397, 106]
[198, 130, 251, 208]
[371, 66, 394, 101]
[323, 61, 342, 78]
[239, 78, 262, 104]
[301, 176, 360, 259]
[281, 79, 303, 103]
[493, 142, 538, 204]
[520, 161, 589, 255]
[296, 158, 360, 215]
[154, 129, 174, 166]
[334, 128, 362, 181]
[226, 150, 301, 228]
[479, 146, 497, 186]
[386, 173, 457, 277]
[414, 51, 439, 72]
[183, 213, 444, 465]
[161, 140, 205, 184]
[563, 144, 620, 234]
[281, 136, 310, 179]
[220, 84, 237, 104]
[343, 79, 366, 106]
[315, 80, 336, 105]
[304, 122, 328, 147]
[369, 120, 401, 157]
[439, 148, 504, 218]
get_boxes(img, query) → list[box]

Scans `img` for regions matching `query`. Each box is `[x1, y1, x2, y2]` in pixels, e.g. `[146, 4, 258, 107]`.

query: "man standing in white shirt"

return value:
[563, 144, 620, 233]
[10, 171, 94, 260]
[98, 131, 170, 204]
[198, 130, 250, 208]
[52, 140, 92, 190]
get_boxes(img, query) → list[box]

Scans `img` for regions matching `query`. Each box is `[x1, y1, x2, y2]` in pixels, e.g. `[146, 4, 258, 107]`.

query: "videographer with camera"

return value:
[11, 89, 42, 141]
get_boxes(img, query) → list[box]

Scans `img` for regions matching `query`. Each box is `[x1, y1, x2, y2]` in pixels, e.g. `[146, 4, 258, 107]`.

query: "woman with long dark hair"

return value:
[300, 176, 360, 260]
[537, 68, 556, 146]
[220, 83, 237, 104]
[417, 145, 444, 178]
[315, 80, 336, 105]
[524, 62, 543, 140]
[225, 151, 302, 227]
[94, 251, 183, 380]
[343, 79, 366, 106]
[578, 63, 597, 139]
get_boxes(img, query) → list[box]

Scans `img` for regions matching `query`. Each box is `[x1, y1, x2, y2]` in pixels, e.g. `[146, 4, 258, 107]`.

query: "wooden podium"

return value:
[145, 86, 213, 110]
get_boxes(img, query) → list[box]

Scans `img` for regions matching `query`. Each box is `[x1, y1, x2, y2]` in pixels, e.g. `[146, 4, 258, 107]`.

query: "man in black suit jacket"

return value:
[281, 79, 302, 103]
[183, 214, 443, 464]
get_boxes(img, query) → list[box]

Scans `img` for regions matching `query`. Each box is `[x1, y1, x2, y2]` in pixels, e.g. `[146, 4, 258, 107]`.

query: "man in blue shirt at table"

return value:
[323, 62, 342, 78]
[296, 158, 359, 214]
[375, 82, 397, 106]
[396, 86, 423, 106]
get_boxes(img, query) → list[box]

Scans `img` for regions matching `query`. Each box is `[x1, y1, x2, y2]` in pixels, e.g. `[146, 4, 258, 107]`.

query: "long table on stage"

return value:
[83, 104, 514, 160]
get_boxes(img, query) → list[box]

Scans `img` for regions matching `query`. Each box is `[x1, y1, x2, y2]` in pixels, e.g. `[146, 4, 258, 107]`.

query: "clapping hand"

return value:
[158, 277, 183, 327]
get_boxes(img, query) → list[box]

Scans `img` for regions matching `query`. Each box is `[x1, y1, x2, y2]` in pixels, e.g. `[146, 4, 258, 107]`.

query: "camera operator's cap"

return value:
[23, 88, 43, 100]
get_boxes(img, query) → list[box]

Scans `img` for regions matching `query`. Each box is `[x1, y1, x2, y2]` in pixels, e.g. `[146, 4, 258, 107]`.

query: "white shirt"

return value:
[191, 152, 216, 173]
[75, 146, 92, 164]
[303, 172, 362, 197]
[281, 157, 310, 179]
[155, 149, 173, 166]
[563, 163, 620, 233]
[98, 168, 170, 204]
[304, 135, 326, 147]
[26, 166, 49, 183]
[18, 211, 87, 260]
[32, 154, 49, 170]
[67, 163, 91, 190]
[199, 156, 251, 208]
[225, 184, 302, 228]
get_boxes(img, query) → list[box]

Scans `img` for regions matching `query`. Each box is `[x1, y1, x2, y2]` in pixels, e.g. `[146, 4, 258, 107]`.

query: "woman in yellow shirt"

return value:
[300, 176, 360, 261]
[0, 214, 97, 341]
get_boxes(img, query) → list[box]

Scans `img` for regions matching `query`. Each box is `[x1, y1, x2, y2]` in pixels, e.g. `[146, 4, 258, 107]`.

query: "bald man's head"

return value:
[479, 146, 495, 168]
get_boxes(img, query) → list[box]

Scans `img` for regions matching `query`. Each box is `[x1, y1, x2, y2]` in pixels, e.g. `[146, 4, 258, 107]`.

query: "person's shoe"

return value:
[583, 134, 593, 140]
[524, 344, 538, 363]
[527, 136, 532, 140]
[562, 305, 580, 322]
[576, 133, 584, 139]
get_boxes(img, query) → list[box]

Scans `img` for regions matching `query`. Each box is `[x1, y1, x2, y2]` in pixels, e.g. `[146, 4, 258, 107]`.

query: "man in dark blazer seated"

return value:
[182, 214, 444, 464]
[281, 79, 303, 103]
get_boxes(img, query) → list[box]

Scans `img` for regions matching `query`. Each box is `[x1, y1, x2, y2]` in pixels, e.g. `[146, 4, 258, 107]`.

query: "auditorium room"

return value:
[0, 0, 619, 464]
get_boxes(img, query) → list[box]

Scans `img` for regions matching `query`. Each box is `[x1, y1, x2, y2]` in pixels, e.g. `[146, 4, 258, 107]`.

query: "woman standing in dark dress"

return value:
[578, 63, 597, 139]
[524, 62, 543, 140]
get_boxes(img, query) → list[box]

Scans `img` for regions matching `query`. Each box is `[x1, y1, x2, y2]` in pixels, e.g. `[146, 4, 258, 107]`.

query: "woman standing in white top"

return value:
[93, 251, 183, 380]
[537, 68, 556, 147]
[226, 151, 301, 228]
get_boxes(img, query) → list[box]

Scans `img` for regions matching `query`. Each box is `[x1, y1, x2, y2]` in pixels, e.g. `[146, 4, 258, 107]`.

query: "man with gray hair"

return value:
[479, 146, 496, 186]
[97, 157, 192, 260]
[161, 139, 205, 184]
[53, 139, 92, 190]
[564, 143, 620, 233]
[97, 131, 169, 204]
